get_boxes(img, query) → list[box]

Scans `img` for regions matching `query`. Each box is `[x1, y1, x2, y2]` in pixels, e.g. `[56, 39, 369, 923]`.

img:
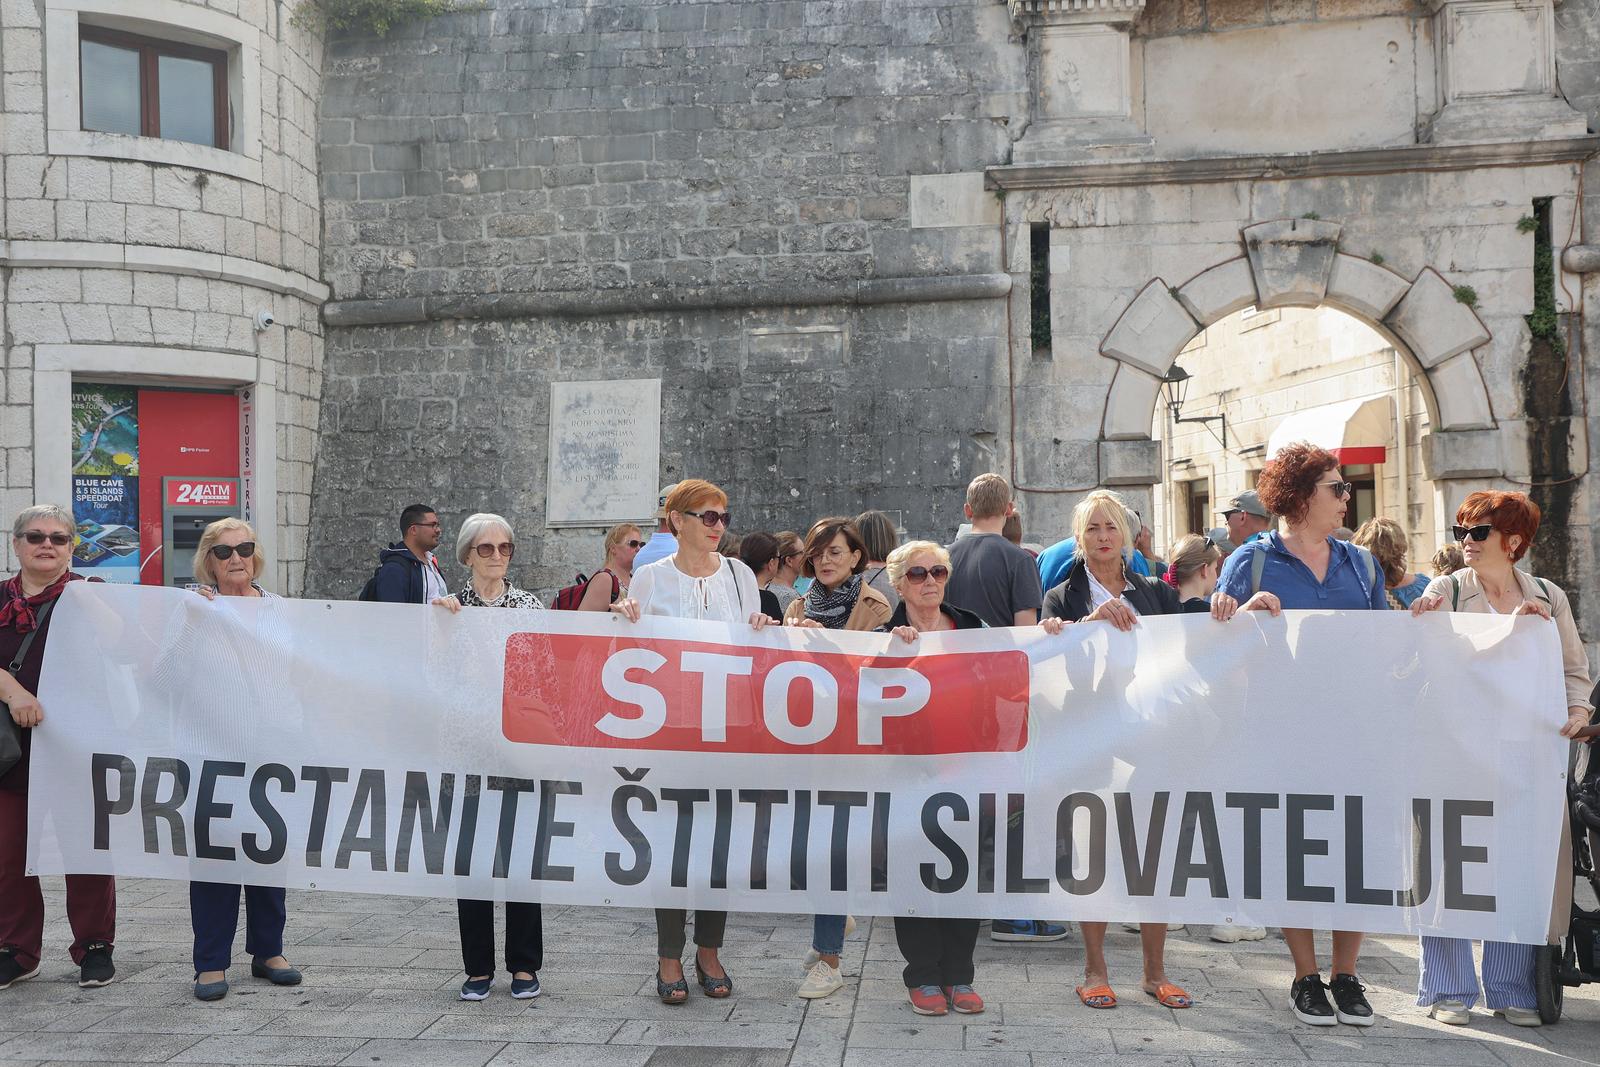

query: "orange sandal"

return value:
[1146, 982, 1192, 1009]
[1076, 984, 1117, 1009]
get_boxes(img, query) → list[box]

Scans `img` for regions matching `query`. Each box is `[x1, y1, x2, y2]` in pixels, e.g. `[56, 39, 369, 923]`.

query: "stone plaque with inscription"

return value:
[545, 378, 661, 527]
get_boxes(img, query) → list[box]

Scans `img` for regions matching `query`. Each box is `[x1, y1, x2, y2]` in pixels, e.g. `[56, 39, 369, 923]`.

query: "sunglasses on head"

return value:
[1319, 480, 1354, 499]
[209, 541, 256, 561]
[1452, 523, 1494, 543]
[21, 530, 72, 547]
[625, 539, 647, 550]
[474, 541, 514, 558]
[684, 509, 732, 529]
[905, 564, 950, 583]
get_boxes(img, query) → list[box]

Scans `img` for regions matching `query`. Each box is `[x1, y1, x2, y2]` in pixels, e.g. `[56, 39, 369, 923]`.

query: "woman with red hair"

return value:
[1409, 490, 1592, 1027]
[1214, 442, 1387, 1028]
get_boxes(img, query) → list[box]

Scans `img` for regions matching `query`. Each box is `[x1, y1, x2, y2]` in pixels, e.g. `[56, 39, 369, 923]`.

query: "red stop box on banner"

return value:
[502, 634, 1030, 755]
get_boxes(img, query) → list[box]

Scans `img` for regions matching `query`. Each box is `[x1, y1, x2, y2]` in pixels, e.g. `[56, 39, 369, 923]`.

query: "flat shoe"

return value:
[1496, 1006, 1542, 1027]
[1076, 983, 1117, 1009]
[1146, 982, 1192, 1008]
[193, 976, 229, 1001]
[655, 970, 688, 1004]
[251, 958, 302, 986]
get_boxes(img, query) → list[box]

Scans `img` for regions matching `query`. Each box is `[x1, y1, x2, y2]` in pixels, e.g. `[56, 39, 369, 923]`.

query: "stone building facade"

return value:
[0, 0, 326, 590]
[4, 0, 1600, 648]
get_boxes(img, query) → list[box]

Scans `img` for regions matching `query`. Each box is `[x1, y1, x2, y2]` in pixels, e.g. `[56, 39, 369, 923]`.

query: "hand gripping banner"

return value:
[26, 582, 1570, 943]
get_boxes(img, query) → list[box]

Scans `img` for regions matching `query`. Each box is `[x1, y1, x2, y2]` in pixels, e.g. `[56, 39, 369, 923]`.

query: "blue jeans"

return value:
[1416, 935, 1537, 1010]
[813, 914, 846, 955]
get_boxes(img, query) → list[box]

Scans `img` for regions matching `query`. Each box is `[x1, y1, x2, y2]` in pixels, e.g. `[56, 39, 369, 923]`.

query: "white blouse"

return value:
[629, 554, 761, 624]
[1087, 569, 1138, 616]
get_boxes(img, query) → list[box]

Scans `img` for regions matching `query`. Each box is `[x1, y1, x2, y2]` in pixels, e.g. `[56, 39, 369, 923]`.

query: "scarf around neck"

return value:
[804, 572, 863, 629]
[0, 570, 76, 633]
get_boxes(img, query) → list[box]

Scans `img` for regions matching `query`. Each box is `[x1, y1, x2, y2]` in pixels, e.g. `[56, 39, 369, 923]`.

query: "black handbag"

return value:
[0, 597, 59, 780]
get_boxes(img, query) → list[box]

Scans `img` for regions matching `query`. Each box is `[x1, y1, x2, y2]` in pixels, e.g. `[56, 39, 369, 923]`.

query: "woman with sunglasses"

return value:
[1407, 491, 1592, 1027]
[875, 540, 988, 1015]
[782, 517, 892, 1001]
[0, 505, 117, 994]
[182, 518, 301, 1000]
[443, 513, 543, 999]
[576, 523, 644, 611]
[609, 479, 769, 1004]
[1038, 490, 1231, 1013]
[1213, 441, 1386, 1028]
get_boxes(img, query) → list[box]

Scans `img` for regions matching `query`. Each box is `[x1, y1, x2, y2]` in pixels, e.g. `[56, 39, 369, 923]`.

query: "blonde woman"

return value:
[1351, 517, 1429, 608]
[577, 523, 644, 611]
[186, 519, 300, 1000]
[1163, 533, 1224, 613]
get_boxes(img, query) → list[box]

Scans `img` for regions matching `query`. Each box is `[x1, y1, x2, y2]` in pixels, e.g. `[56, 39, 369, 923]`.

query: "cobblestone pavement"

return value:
[4, 878, 1600, 1065]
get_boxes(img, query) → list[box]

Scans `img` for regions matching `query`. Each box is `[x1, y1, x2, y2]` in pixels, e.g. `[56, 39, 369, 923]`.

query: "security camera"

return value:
[254, 309, 275, 331]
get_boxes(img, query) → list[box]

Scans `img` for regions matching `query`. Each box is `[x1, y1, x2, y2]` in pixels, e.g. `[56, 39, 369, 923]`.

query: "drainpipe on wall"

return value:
[1394, 348, 1411, 563]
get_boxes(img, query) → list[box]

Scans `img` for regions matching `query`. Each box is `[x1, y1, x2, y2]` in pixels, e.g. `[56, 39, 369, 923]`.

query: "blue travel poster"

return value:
[72, 475, 140, 581]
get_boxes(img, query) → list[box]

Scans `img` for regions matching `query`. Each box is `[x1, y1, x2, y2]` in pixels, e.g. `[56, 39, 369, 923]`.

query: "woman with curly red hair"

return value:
[1407, 491, 1592, 1027]
[1214, 442, 1387, 1028]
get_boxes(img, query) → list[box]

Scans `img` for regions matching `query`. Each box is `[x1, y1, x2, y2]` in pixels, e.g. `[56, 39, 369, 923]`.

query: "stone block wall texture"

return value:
[0, 0, 327, 588]
[307, 0, 1027, 598]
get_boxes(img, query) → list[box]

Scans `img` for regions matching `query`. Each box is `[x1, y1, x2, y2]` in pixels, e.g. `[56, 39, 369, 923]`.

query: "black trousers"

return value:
[655, 909, 726, 958]
[895, 916, 979, 989]
[456, 898, 542, 976]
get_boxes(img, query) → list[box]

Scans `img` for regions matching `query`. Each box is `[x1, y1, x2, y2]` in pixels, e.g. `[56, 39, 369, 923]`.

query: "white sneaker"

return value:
[1495, 1006, 1542, 1027]
[1209, 925, 1268, 943]
[801, 916, 858, 971]
[1428, 999, 1471, 1025]
[797, 959, 844, 999]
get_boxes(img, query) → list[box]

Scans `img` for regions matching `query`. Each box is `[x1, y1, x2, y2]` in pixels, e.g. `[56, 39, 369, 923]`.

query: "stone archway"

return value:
[1096, 220, 1499, 483]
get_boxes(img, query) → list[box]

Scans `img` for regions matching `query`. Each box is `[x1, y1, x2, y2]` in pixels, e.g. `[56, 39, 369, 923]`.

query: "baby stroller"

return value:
[1539, 702, 1600, 1022]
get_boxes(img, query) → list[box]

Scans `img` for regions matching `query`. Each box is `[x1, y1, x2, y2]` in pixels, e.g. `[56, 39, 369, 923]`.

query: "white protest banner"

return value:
[27, 582, 1569, 943]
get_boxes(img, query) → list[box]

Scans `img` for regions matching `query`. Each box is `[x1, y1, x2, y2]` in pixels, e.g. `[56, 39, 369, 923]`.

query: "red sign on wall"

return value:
[502, 634, 1031, 755]
[165, 479, 237, 507]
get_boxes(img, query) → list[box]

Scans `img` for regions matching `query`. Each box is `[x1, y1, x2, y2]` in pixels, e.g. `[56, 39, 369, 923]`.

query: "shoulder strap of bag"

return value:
[7, 597, 59, 676]
[1361, 546, 1375, 590]
[1535, 577, 1553, 605]
[723, 556, 744, 613]
[1250, 545, 1267, 595]
[1449, 573, 1460, 611]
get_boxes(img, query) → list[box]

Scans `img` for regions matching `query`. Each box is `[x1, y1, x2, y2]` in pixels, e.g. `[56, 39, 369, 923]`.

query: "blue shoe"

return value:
[990, 919, 1069, 942]
[193, 975, 229, 1001]
[250, 958, 302, 986]
[510, 974, 541, 999]
[460, 976, 492, 1001]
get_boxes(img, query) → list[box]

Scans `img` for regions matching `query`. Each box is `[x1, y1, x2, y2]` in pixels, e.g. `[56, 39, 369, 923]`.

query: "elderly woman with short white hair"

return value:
[445, 512, 543, 1001]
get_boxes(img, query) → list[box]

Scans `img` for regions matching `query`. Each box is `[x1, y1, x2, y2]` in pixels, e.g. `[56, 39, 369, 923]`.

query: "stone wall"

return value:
[307, 0, 1027, 598]
[0, 0, 327, 588]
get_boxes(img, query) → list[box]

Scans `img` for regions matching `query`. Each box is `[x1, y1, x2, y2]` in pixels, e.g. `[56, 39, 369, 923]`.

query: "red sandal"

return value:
[1076, 984, 1117, 1009]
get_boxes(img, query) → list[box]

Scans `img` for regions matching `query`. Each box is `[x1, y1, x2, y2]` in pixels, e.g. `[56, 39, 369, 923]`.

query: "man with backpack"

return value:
[362, 504, 450, 605]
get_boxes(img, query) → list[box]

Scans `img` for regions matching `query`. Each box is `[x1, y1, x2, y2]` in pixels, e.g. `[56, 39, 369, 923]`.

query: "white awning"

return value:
[1267, 396, 1394, 465]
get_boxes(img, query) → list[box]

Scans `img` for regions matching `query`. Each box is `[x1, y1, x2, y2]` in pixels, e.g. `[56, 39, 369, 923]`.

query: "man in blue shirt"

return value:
[632, 483, 679, 570]
[1221, 490, 1274, 548]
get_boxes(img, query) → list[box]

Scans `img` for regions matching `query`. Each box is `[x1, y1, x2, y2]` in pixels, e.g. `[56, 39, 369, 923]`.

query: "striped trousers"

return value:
[1416, 936, 1537, 1010]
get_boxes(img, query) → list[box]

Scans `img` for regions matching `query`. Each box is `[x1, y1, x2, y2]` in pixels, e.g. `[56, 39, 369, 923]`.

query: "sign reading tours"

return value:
[27, 583, 1569, 944]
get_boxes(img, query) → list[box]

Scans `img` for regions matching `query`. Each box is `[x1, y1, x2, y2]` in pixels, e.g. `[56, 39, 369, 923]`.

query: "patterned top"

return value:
[457, 580, 543, 610]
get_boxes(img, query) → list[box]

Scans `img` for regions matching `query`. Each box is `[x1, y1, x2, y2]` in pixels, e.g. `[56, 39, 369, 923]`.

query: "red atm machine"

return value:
[136, 391, 241, 586]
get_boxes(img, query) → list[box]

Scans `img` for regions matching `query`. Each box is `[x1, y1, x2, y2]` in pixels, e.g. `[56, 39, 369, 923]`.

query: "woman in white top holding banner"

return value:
[610, 479, 770, 1004]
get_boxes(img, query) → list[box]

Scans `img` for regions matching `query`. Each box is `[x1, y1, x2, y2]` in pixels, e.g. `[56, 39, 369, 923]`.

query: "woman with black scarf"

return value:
[783, 516, 891, 1000]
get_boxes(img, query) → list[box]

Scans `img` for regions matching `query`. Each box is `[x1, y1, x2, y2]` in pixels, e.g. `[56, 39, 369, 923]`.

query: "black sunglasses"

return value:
[21, 531, 72, 546]
[1452, 524, 1494, 543]
[625, 539, 647, 550]
[684, 509, 732, 529]
[210, 541, 256, 560]
[905, 565, 950, 583]
[1319, 480, 1354, 499]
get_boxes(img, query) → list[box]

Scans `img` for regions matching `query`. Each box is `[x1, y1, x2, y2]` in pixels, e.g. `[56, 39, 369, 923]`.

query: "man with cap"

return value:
[631, 484, 679, 570]
[1222, 490, 1273, 547]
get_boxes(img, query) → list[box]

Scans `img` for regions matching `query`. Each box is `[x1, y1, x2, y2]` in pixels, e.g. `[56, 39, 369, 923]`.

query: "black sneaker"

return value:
[1291, 973, 1337, 1026]
[1329, 973, 1375, 1026]
[0, 947, 40, 990]
[78, 942, 114, 988]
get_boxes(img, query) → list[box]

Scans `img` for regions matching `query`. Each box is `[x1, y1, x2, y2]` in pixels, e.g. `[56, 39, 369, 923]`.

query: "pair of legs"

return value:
[458, 899, 542, 982]
[1079, 922, 1186, 1005]
[656, 908, 727, 983]
[0, 788, 115, 972]
[190, 882, 288, 983]
[813, 914, 846, 968]
[894, 916, 978, 988]
[1417, 936, 1537, 1011]
[1286, 927, 1363, 980]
